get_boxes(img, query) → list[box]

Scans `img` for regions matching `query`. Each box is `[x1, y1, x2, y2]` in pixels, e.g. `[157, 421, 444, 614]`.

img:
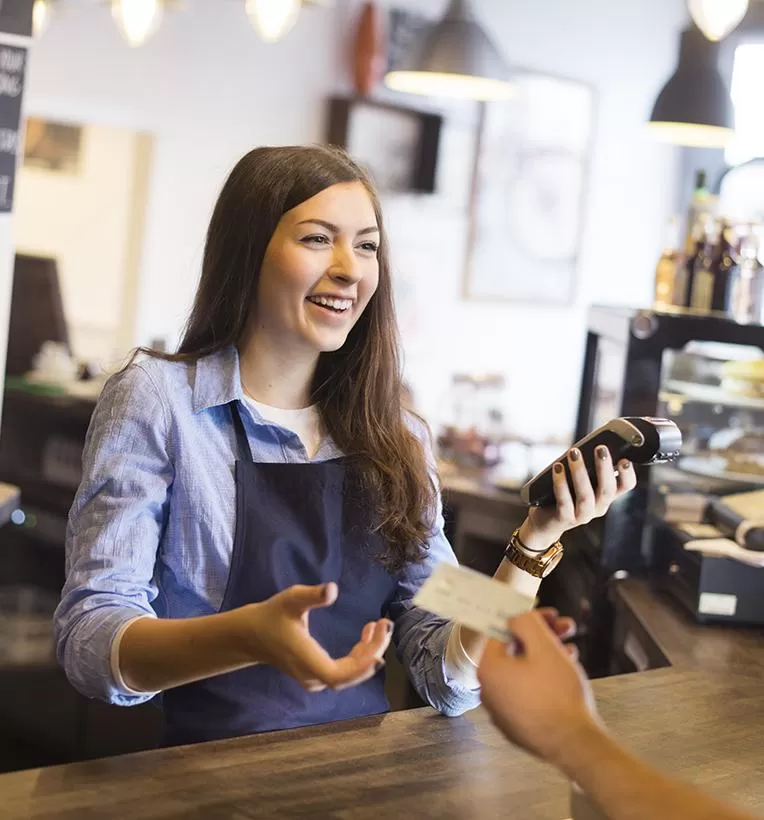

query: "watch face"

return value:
[540, 549, 563, 578]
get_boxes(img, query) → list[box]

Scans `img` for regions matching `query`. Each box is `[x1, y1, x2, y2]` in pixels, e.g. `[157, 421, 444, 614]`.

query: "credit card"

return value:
[414, 562, 536, 641]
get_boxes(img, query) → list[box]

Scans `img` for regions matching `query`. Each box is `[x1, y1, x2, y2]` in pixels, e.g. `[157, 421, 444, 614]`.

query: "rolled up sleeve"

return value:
[54, 363, 172, 706]
[387, 416, 481, 717]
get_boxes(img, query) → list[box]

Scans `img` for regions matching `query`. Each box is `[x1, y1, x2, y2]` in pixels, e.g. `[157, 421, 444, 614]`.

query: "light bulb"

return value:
[112, 0, 164, 48]
[646, 121, 733, 149]
[385, 71, 514, 101]
[33, 0, 52, 38]
[245, 0, 301, 43]
[687, 0, 749, 41]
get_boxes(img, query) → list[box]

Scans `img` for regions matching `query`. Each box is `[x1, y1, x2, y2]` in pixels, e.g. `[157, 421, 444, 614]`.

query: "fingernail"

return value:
[385, 622, 393, 635]
[597, 446, 608, 460]
[506, 638, 522, 657]
[570, 449, 581, 462]
[374, 660, 385, 672]
[619, 460, 632, 470]
[553, 462, 564, 474]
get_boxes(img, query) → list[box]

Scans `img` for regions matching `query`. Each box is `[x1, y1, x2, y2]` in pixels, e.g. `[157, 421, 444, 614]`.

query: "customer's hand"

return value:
[477, 609, 599, 767]
[519, 446, 637, 551]
[238, 583, 392, 692]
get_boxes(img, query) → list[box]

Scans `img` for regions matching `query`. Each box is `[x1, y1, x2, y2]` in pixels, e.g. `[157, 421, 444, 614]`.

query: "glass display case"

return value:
[568, 305, 764, 674]
[657, 345, 764, 488]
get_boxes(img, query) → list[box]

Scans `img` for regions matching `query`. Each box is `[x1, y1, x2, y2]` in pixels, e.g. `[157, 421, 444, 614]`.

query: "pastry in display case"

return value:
[659, 344, 764, 487]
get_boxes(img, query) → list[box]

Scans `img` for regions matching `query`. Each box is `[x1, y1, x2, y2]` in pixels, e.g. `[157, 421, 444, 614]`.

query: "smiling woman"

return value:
[53, 144, 484, 747]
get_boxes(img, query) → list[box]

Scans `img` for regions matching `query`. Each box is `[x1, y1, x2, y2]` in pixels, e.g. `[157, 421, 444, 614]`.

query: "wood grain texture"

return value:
[3, 667, 764, 819]
[616, 580, 764, 677]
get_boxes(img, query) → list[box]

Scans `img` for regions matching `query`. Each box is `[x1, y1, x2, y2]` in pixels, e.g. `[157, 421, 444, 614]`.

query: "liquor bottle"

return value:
[727, 232, 762, 324]
[653, 216, 681, 310]
[683, 169, 711, 245]
[677, 214, 709, 307]
[689, 216, 719, 311]
[710, 221, 737, 313]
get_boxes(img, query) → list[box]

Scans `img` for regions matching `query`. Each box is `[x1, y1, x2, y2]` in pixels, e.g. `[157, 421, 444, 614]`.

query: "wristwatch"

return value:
[503, 528, 564, 578]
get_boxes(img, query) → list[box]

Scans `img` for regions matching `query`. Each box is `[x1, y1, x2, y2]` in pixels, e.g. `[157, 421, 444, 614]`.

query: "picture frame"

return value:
[326, 96, 442, 194]
[463, 71, 597, 304]
[23, 118, 83, 174]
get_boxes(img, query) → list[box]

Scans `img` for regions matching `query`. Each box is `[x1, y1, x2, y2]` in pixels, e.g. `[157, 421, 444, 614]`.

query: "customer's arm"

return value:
[477, 612, 756, 820]
[560, 723, 754, 820]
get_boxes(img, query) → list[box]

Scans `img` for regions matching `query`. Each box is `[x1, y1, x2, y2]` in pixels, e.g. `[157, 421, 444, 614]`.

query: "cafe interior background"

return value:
[1, 0, 764, 772]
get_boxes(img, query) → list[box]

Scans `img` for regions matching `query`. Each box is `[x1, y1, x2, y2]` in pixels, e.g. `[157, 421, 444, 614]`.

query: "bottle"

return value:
[677, 214, 708, 307]
[683, 169, 712, 246]
[727, 232, 762, 324]
[710, 221, 737, 313]
[653, 216, 681, 310]
[689, 216, 719, 312]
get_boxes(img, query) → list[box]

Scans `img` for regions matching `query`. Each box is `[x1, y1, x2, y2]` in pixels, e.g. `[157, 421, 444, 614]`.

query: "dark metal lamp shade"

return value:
[384, 0, 513, 101]
[648, 26, 734, 148]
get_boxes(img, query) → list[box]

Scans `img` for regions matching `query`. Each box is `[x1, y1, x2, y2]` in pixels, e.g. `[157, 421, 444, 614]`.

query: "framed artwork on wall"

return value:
[326, 96, 442, 194]
[463, 71, 597, 304]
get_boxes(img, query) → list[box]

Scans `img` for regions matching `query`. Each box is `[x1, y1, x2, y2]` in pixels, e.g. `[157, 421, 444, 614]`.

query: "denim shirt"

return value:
[54, 346, 480, 718]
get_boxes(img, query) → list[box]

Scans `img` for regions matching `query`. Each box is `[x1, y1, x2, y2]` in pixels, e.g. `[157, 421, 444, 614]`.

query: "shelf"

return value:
[660, 379, 764, 411]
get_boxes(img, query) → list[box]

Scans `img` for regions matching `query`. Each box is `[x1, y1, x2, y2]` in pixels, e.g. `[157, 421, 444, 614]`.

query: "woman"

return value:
[56, 145, 635, 746]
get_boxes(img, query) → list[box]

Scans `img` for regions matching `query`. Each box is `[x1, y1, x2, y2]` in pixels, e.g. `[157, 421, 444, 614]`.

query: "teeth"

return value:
[309, 296, 352, 311]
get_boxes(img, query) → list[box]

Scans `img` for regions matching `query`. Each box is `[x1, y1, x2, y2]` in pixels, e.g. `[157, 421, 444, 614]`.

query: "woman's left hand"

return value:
[520, 446, 637, 551]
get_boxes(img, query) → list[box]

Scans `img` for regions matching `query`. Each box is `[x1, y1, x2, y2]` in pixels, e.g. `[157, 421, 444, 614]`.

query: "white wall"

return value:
[374, 0, 689, 440]
[23, 0, 687, 441]
[15, 123, 150, 366]
[24, 0, 341, 350]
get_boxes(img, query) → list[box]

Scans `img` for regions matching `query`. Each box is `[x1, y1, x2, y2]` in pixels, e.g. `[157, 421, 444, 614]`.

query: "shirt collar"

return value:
[192, 345, 344, 459]
[192, 345, 244, 413]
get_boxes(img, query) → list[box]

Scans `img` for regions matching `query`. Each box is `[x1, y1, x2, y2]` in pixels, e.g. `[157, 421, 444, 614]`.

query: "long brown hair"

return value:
[145, 144, 436, 572]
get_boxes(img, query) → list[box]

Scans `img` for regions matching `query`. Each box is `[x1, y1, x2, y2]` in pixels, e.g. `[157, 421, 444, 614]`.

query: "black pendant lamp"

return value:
[384, 0, 513, 101]
[648, 24, 733, 148]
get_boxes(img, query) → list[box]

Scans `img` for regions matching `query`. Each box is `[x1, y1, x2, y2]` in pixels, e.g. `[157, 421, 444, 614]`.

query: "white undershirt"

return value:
[244, 395, 323, 459]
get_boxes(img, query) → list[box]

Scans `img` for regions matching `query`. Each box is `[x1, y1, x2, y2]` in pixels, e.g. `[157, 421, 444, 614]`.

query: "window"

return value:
[726, 43, 764, 165]
[719, 43, 764, 223]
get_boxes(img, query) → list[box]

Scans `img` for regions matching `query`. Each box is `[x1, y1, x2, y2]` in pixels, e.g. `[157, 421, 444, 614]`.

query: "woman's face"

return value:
[253, 181, 380, 355]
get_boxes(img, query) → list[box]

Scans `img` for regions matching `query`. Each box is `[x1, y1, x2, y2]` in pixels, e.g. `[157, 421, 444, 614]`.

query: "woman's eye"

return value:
[359, 241, 379, 253]
[303, 234, 331, 246]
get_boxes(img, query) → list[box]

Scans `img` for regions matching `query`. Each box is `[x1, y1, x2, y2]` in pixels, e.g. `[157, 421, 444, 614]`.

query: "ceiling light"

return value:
[245, 0, 302, 43]
[112, 0, 164, 48]
[648, 25, 733, 148]
[32, 0, 52, 38]
[687, 0, 749, 42]
[384, 0, 513, 101]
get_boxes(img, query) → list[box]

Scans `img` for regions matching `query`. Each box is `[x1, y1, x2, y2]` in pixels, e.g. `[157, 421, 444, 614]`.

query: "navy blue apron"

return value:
[161, 402, 398, 746]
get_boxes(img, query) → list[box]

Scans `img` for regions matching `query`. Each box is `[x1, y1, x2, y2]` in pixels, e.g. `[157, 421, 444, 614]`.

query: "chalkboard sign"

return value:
[0, 0, 34, 37]
[0, 44, 26, 212]
[386, 8, 431, 73]
[0, 0, 34, 38]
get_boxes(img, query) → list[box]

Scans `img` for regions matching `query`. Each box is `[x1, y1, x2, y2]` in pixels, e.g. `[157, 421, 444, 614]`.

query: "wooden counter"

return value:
[3, 663, 764, 819]
[613, 579, 764, 678]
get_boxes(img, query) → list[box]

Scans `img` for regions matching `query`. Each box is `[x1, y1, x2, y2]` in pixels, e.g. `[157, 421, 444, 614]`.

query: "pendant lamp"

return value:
[384, 0, 513, 101]
[648, 25, 733, 148]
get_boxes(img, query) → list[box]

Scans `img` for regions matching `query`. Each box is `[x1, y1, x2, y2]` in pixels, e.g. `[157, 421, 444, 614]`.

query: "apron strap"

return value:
[229, 401, 254, 463]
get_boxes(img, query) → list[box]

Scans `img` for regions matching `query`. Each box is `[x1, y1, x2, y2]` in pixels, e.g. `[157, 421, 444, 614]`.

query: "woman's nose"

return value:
[328, 246, 361, 283]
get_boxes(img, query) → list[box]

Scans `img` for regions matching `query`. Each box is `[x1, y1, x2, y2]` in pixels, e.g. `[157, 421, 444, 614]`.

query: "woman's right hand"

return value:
[236, 582, 392, 692]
